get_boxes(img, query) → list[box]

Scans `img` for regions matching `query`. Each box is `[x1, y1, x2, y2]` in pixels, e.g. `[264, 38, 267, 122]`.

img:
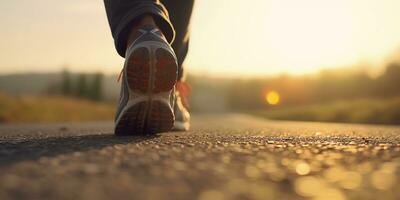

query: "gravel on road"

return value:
[1, 114, 400, 200]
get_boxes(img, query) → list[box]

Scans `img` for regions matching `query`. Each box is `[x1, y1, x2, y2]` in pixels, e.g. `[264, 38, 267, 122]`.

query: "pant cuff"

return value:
[113, 5, 175, 57]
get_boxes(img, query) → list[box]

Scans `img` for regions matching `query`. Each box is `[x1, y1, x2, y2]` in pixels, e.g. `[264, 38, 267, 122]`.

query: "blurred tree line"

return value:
[48, 69, 104, 101]
[228, 63, 400, 110]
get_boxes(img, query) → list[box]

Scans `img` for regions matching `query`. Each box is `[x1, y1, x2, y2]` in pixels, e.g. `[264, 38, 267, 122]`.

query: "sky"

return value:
[1, 0, 400, 76]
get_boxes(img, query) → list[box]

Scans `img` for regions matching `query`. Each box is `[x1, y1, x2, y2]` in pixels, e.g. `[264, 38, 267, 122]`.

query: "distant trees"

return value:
[61, 69, 72, 96]
[376, 63, 400, 97]
[226, 63, 400, 110]
[89, 72, 104, 101]
[59, 70, 104, 101]
[76, 73, 88, 98]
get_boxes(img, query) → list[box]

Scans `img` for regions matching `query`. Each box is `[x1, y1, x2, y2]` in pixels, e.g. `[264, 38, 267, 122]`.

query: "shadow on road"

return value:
[0, 134, 158, 167]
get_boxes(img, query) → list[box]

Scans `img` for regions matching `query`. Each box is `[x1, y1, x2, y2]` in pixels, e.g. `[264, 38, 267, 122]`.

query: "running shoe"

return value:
[114, 25, 178, 135]
[173, 81, 191, 131]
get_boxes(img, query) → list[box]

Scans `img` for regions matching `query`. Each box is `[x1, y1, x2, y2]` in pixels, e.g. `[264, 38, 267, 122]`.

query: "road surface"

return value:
[1, 114, 400, 200]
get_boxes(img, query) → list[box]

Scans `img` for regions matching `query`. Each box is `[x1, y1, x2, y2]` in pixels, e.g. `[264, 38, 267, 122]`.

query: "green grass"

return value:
[252, 97, 400, 125]
[0, 92, 115, 123]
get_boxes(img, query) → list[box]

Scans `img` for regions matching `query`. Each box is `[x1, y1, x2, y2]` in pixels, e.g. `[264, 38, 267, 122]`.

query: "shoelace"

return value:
[176, 81, 192, 109]
[117, 69, 123, 83]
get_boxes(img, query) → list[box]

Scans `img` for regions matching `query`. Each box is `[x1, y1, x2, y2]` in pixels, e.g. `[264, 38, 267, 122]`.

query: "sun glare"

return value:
[264, 0, 359, 72]
[266, 91, 280, 105]
[2, 0, 400, 75]
[187, 0, 400, 76]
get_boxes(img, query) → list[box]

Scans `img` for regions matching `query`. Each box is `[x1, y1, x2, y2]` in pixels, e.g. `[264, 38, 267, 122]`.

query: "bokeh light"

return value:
[265, 91, 280, 105]
[295, 162, 311, 175]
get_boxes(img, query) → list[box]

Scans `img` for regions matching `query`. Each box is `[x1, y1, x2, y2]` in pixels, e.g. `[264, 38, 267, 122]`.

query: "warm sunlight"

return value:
[265, 91, 280, 105]
[264, 1, 359, 73]
[187, 0, 400, 76]
[1, 0, 400, 76]
[1, 2, 400, 198]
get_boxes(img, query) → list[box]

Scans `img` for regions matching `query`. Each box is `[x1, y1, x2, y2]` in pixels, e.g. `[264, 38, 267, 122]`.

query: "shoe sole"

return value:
[115, 44, 177, 135]
[173, 121, 190, 132]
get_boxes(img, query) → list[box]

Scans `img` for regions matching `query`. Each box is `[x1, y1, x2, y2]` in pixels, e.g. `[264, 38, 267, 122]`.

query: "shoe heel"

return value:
[118, 44, 177, 135]
[147, 100, 175, 134]
[127, 47, 150, 93]
[114, 101, 148, 136]
[153, 48, 178, 93]
[126, 46, 177, 93]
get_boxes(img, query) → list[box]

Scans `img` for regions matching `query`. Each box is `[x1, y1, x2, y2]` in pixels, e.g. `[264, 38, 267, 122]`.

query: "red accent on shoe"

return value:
[176, 81, 191, 109]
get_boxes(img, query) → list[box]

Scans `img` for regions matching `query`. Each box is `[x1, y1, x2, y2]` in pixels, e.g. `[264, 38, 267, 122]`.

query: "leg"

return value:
[161, 0, 194, 131]
[105, 0, 179, 135]
[104, 0, 175, 57]
[162, 0, 195, 80]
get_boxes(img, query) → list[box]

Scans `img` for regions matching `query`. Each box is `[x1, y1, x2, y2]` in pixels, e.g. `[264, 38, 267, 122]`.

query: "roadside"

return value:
[0, 92, 114, 123]
[1, 92, 400, 125]
[252, 97, 400, 125]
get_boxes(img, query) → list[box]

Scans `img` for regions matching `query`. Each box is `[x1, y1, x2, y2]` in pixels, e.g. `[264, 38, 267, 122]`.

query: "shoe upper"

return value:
[126, 25, 168, 53]
[173, 81, 191, 131]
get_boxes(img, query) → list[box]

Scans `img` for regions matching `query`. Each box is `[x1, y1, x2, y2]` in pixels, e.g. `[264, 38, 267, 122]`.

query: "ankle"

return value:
[127, 15, 160, 47]
[139, 15, 157, 27]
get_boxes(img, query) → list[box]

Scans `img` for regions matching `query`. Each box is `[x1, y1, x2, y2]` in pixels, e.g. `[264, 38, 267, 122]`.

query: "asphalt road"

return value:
[1, 114, 399, 200]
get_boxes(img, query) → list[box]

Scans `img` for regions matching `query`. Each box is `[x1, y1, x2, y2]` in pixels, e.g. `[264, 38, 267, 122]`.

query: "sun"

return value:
[265, 91, 280, 105]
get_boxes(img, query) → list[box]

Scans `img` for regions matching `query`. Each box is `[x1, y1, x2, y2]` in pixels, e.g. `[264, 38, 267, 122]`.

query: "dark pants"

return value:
[104, 0, 195, 80]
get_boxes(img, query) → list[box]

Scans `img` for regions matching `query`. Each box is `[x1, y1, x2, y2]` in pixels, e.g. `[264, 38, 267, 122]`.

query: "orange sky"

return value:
[1, 0, 400, 76]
